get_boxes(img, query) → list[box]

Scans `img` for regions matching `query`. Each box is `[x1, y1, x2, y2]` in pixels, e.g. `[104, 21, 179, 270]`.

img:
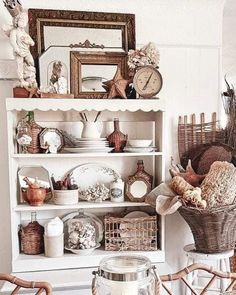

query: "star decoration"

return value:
[102, 67, 130, 99]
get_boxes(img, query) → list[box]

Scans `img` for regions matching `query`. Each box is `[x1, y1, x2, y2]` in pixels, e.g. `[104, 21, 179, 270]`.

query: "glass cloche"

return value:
[63, 210, 102, 254]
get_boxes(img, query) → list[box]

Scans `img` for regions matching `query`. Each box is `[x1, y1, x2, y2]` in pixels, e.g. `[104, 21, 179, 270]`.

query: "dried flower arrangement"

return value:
[127, 42, 160, 70]
[51, 174, 78, 190]
[79, 184, 109, 202]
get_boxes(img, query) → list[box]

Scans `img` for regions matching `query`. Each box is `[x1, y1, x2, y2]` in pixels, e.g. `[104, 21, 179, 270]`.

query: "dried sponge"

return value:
[201, 161, 236, 208]
[170, 176, 193, 195]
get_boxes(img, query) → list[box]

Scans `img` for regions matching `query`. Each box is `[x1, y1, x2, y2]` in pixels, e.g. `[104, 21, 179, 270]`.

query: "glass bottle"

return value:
[26, 111, 43, 154]
[19, 212, 44, 255]
[107, 118, 128, 152]
[16, 119, 32, 153]
[135, 160, 153, 187]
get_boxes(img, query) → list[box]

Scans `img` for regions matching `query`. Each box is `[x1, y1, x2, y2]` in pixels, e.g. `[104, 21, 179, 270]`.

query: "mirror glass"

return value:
[130, 180, 148, 199]
[18, 166, 51, 203]
[44, 26, 123, 51]
[81, 65, 117, 92]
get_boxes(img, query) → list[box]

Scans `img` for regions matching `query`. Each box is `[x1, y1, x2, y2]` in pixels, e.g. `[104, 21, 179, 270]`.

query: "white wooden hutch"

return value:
[2, 98, 169, 294]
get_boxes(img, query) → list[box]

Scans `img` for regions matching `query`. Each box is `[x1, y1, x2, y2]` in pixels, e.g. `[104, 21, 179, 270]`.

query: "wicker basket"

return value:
[104, 215, 158, 251]
[179, 204, 236, 253]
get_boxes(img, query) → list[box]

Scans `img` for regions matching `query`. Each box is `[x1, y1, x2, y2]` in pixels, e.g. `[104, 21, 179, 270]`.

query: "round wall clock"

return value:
[133, 66, 163, 98]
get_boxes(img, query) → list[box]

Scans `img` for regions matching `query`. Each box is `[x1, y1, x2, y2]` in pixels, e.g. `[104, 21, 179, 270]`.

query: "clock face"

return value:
[133, 66, 163, 98]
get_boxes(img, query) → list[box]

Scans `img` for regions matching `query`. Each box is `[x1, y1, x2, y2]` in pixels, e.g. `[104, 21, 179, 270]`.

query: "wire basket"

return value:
[104, 215, 158, 251]
[179, 204, 236, 253]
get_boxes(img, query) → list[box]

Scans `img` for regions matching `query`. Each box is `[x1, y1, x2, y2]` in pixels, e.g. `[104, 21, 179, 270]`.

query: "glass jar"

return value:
[16, 119, 32, 153]
[64, 210, 97, 251]
[93, 255, 160, 295]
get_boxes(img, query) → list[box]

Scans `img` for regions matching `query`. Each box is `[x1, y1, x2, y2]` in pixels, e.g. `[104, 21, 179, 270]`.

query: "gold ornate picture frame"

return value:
[70, 51, 128, 99]
[28, 9, 135, 60]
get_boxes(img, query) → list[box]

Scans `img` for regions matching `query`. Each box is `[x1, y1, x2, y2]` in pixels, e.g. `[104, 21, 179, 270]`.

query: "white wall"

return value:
[223, 0, 236, 84]
[0, 0, 225, 291]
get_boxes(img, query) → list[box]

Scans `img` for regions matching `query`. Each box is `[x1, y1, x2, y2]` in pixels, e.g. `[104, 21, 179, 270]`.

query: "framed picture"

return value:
[70, 52, 128, 99]
[28, 9, 135, 60]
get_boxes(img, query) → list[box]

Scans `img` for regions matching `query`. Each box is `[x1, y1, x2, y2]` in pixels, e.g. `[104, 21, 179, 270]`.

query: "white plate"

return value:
[65, 243, 100, 255]
[124, 147, 156, 153]
[62, 211, 104, 243]
[119, 211, 150, 238]
[70, 163, 120, 191]
[128, 140, 152, 148]
[63, 147, 113, 153]
[76, 138, 107, 141]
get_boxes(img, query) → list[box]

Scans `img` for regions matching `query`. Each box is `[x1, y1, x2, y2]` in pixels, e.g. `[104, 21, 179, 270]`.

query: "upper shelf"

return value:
[6, 98, 165, 112]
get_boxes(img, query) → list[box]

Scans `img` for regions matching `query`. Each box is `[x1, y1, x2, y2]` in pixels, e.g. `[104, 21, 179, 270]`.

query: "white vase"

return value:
[81, 122, 101, 139]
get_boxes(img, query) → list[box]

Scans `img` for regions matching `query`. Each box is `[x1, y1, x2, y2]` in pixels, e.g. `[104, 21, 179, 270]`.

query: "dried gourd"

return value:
[201, 161, 236, 208]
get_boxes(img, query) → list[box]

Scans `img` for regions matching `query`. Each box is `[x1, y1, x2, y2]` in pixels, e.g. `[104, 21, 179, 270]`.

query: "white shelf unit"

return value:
[6, 98, 166, 275]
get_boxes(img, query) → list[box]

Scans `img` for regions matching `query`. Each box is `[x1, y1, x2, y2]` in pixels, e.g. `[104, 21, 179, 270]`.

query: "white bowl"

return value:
[53, 190, 79, 205]
[128, 139, 152, 148]
[65, 244, 100, 255]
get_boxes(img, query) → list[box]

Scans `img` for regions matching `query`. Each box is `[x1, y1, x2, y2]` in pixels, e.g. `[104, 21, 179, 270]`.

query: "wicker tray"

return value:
[104, 215, 158, 251]
[179, 204, 236, 253]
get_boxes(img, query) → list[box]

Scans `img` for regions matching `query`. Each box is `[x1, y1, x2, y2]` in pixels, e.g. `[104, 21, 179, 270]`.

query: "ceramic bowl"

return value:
[128, 139, 152, 148]
[53, 189, 79, 205]
[65, 244, 100, 255]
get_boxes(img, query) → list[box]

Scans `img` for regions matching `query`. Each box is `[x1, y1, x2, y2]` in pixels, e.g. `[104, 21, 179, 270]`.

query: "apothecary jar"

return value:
[92, 255, 161, 295]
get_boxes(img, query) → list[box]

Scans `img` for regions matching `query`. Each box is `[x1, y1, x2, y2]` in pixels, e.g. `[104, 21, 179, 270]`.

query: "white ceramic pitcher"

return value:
[81, 122, 101, 139]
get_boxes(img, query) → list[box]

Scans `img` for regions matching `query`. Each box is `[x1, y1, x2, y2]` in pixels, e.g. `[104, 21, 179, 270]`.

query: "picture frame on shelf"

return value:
[28, 9, 136, 60]
[70, 52, 128, 99]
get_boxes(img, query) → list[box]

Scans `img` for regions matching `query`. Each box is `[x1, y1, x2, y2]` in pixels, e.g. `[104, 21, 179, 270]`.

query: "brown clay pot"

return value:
[26, 187, 46, 206]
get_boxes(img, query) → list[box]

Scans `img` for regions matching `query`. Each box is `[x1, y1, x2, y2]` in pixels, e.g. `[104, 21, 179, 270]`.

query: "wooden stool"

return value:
[184, 244, 234, 294]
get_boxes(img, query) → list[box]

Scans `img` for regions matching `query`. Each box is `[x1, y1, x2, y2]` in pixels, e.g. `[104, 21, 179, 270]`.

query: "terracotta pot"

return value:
[26, 187, 46, 206]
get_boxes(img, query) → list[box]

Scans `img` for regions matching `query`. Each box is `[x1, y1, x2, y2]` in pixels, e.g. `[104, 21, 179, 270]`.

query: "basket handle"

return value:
[91, 271, 98, 295]
[152, 266, 162, 295]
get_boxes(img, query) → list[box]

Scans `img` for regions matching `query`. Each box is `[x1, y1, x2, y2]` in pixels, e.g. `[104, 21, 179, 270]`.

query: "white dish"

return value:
[65, 243, 100, 255]
[62, 211, 104, 243]
[128, 140, 152, 148]
[124, 147, 156, 153]
[119, 211, 150, 238]
[76, 138, 107, 141]
[63, 147, 113, 153]
[70, 163, 120, 191]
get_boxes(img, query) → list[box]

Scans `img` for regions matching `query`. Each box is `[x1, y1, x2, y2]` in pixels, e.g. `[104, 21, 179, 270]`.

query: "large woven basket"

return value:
[179, 204, 236, 253]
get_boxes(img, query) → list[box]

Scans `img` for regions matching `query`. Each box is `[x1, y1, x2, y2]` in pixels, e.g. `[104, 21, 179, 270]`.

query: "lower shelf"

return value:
[13, 248, 165, 272]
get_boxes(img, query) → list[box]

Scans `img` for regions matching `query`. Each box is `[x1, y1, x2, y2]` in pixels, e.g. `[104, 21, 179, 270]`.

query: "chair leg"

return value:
[220, 258, 231, 292]
[185, 256, 194, 295]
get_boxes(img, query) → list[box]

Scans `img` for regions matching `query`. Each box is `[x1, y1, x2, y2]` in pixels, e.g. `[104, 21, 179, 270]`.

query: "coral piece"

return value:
[170, 159, 206, 187]
[201, 161, 236, 208]
[182, 187, 207, 209]
[170, 176, 193, 195]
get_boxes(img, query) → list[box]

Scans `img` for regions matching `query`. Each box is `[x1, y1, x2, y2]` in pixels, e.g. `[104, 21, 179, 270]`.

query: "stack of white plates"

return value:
[64, 138, 113, 153]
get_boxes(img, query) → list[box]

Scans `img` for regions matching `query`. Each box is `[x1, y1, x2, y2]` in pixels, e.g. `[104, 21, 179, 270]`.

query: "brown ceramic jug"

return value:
[107, 118, 127, 152]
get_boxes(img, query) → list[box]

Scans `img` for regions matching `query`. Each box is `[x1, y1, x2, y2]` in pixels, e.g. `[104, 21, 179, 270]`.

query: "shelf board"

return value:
[11, 151, 163, 158]
[14, 201, 149, 211]
[13, 249, 165, 272]
[6, 98, 165, 112]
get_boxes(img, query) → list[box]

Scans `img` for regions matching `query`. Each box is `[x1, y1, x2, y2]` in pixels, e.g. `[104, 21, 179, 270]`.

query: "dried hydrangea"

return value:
[128, 42, 160, 69]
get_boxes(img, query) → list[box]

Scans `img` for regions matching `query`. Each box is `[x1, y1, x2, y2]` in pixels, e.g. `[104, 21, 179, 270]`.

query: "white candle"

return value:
[107, 280, 138, 295]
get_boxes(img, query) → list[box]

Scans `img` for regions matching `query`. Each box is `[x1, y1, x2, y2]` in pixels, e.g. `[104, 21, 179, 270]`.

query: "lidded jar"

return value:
[93, 255, 160, 295]
[107, 118, 127, 152]
[64, 210, 97, 251]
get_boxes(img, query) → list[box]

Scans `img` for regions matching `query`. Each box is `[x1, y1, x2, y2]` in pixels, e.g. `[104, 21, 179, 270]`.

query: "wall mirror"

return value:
[28, 9, 136, 60]
[18, 166, 51, 203]
[70, 52, 128, 98]
[126, 178, 151, 202]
